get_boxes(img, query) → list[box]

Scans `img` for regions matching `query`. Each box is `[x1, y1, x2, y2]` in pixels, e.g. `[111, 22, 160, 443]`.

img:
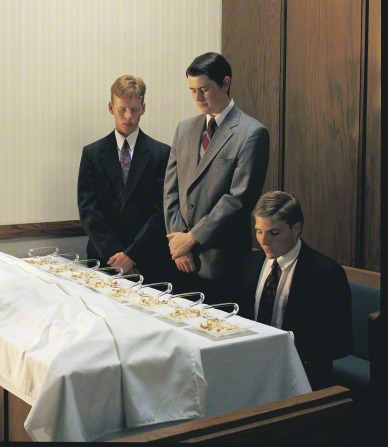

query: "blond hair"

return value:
[110, 75, 146, 102]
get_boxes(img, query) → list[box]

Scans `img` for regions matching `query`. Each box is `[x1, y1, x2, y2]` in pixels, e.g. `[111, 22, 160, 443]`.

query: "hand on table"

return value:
[107, 252, 137, 274]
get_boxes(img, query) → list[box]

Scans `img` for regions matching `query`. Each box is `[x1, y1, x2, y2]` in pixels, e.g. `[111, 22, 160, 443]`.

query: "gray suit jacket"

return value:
[164, 104, 269, 279]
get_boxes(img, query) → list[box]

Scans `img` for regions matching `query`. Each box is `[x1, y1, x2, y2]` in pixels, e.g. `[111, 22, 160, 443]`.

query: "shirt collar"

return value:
[114, 127, 139, 151]
[274, 238, 301, 271]
[206, 98, 234, 127]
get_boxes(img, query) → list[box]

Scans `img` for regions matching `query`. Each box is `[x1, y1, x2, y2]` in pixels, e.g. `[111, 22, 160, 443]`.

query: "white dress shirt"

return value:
[254, 238, 301, 329]
[115, 127, 139, 159]
[206, 98, 235, 127]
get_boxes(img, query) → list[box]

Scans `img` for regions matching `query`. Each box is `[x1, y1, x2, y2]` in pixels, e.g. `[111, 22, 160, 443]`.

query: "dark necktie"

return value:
[257, 259, 281, 325]
[200, 117, 217, 158]
[120, 139, 131, 183]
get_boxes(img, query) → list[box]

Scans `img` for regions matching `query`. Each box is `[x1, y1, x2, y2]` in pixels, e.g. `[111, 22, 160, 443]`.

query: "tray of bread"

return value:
[185, 303, 253, 338]
[151, 292, 205, 325]
[127, 282, 173, 313]
[21, 248, 252, 338]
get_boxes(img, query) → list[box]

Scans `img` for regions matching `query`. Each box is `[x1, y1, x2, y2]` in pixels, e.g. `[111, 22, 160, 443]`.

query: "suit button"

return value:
[189, 204, 195, 209]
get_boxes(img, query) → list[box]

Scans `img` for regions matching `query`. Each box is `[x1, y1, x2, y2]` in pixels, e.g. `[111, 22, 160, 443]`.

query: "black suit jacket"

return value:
[239, 240, 353, 364]
[77, 129, 171, 280]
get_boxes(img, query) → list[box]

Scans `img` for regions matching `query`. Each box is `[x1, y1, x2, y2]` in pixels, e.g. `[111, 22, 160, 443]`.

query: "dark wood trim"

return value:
[0, 221, 85, 241]
[0, 387, 5, 442]
[278, 0, 287, 190]
[111, 386, 352, 443]
[7, 392, 32, 442]
[356, 0, 368, 267]
[368, 311, 382, 392]
[1, 385, 353, 444]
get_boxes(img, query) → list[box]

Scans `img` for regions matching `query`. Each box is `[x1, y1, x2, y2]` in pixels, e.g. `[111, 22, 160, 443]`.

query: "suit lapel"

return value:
[99, 131, 125, 198]
[190, 105, 240, 187]
[282, 241, 311, 327]
[180, 116, 205, 186]
[121, 129, 150, 207]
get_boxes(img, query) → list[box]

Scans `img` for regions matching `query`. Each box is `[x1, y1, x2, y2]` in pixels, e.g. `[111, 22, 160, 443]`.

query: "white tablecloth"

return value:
[0, 251, 311, 442]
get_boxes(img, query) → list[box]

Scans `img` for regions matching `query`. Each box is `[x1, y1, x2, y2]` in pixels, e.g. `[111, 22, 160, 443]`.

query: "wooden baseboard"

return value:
[0, 221, 85, 241]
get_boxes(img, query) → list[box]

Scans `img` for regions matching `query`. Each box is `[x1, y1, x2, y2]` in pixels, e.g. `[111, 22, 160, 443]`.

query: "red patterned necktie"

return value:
[257, 259, 281, 325]
[120, 139, 131, 183]
[200, 117, 217, 158]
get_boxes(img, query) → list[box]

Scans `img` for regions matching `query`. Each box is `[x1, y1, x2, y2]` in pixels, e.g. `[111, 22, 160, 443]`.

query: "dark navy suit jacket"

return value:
[239, 240, 353, 364]
[77, 129, 172, 281]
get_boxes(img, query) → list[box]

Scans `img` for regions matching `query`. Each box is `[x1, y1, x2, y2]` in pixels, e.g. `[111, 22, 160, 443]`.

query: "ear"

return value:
[222, 76, 231, 91]
[108, 101, 114, 115]
[141, 102, 146, 115]
[292, 222, 302, 236]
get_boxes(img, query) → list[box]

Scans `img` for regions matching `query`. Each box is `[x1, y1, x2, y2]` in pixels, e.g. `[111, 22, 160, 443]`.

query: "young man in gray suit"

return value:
[238, 191, 353, 390]
[164, 52, 270, 303]
[78, 75, 175, 283]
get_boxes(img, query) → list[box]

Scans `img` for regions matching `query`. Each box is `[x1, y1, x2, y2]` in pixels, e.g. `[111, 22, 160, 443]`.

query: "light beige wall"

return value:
[0, 0, 221, 224]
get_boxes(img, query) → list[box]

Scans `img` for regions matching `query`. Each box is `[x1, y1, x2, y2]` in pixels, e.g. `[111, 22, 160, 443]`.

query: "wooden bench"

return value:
[111, 386, 353, 444]
[334, 266, 383, 444]
[369, 310, 383, 393]
[342, 265, 380, 288]
[334, 266, 381, 393]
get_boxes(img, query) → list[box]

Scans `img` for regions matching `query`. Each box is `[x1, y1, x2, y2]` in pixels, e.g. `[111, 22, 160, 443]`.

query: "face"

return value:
[188, 74, 231, 115]
[109, 94, 145, 137]
[255, 217, 302, 259]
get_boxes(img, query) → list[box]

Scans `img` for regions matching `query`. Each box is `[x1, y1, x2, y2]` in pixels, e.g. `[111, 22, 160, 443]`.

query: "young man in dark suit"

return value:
[77, 75, 174, 283]
[238, 191, 353, 390]
[164, 52, 269, 303]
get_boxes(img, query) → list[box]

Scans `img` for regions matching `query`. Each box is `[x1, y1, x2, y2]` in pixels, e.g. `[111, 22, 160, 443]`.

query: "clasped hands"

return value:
[107, 252, 139, 275]
[167, 231, 197, 272]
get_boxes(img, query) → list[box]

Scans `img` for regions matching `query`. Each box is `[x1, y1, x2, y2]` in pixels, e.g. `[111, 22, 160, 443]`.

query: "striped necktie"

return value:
[257, 259, 281, 325]
[200, 117, 217, 158]
[120, 139, 131, 183]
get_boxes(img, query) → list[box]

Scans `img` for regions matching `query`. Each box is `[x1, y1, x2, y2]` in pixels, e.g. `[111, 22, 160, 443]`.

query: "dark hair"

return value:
[253, 191, 304, 230]
[186, 52, 232, 94]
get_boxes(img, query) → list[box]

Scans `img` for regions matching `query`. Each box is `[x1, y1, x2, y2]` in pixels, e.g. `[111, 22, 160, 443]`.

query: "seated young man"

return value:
[238, 191, 353, 390]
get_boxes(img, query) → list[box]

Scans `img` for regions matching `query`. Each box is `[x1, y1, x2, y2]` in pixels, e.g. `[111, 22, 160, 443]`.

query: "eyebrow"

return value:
[189, 84, 209, 90]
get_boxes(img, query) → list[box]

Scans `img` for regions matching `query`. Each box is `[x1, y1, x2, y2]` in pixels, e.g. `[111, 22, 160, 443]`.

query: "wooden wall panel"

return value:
[364, 0, 381, 271]
[217, 0, 380, 270]
[284, 0, 361, 265]
[222, 0, 282, 193]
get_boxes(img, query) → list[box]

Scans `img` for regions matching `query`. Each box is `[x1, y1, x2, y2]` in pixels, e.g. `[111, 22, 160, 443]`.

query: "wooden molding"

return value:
[0, 221, 85, 241]
[111, 385, 352, 443]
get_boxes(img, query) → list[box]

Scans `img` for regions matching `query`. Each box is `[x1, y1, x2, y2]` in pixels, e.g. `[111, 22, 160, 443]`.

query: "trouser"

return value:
[302, 359, 334, 391]
[171, 270, 240, 306]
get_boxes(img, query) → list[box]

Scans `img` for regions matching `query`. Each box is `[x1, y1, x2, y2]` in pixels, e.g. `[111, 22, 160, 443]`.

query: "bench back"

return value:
[342, 266, 380, 361]
[349, 282, 380, 360]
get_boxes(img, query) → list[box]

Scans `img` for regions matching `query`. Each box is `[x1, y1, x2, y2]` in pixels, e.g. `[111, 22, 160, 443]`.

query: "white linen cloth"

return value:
[0, 253, 207, 442]
[188, 323, 311, 416]
[95, 317, 312, 441]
